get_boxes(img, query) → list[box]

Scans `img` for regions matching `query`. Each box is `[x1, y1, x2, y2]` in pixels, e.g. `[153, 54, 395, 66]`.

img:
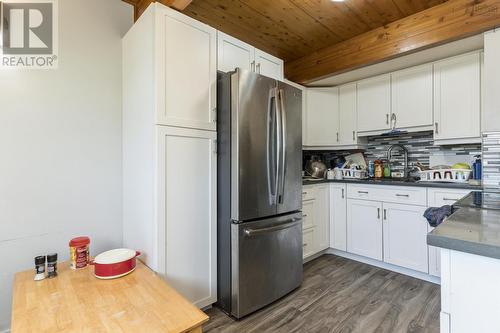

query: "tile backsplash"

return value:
[303, 131, 481, 173]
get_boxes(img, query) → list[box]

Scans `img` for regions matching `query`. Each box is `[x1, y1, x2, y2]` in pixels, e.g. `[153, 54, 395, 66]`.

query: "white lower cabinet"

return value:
[382, 203, 429, 273]
[330, 184, 347, 251]
[302, 228, 315, 259]
[157, 126, 217, 308]
[347, 199, 383, 261]
[302, 184, 330, 259]
[427, 188, 471, 277]
[315, 185, 330, 252]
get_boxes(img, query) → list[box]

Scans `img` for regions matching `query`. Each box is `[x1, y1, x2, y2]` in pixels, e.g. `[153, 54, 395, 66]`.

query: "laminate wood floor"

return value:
[204, 254, 440, 333]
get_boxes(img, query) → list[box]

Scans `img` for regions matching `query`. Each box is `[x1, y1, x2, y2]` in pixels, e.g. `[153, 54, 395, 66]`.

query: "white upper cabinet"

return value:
[305, 88, 339, 146]
[217, 31, 254, 73]
[157, 5, 217, 131]
[357, 74, 391, 133]
[391, 64, 433, 130]
[338, 83, 358, 145]
[217, 32, 284, 81]
[433, 52, 481, 143]
[382, 203, 429, 273]
[484, 30, 500, 132]
[255, 48, 284, 81]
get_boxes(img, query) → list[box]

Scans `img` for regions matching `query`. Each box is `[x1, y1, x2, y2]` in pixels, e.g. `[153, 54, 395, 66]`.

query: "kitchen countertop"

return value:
[11, 260, 208, 333]
[302, 178, 482, 190]
[427, 206, 500, 260]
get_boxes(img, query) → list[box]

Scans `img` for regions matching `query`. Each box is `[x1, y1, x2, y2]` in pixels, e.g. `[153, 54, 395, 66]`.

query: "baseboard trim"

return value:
[303, 249, 329, 264]
[326, 249, 441, 285]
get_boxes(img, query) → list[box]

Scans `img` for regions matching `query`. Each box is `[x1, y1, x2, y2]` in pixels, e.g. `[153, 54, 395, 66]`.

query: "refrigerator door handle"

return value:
[243, 219, 301, 237]
[274, 87, 281, 204]
[266, 88, 278, 205]
[278, 89, 287, 204]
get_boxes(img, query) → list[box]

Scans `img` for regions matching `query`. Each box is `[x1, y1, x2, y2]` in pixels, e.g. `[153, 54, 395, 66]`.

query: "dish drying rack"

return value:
[340, 168, 368, 180]
[419, 169, 472, 183]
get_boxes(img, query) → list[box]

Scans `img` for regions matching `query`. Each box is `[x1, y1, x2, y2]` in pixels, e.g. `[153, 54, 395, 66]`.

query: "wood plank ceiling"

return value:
[182, 0, 447, 63]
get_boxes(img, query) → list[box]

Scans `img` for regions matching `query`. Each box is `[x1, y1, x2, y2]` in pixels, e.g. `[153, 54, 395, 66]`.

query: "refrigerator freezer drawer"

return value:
[231, 212, 303, 318]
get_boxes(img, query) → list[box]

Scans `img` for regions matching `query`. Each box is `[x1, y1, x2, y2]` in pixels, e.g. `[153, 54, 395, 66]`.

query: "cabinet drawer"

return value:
[303, 228, 314, 259]
[302, 200, 315, 229]
[302, 186, 316, 201]
[347, 184, 427, 206]
[427, 188, 471, 207]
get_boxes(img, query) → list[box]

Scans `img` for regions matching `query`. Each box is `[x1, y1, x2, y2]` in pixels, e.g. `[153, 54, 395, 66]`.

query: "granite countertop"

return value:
[427, 206, 500, 260]
[302, 178, 482, 190]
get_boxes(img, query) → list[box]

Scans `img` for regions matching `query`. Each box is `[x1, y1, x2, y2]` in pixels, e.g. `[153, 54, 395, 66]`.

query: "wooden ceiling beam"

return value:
[133, 0, 193, 21]
[285, 0, 500, 84]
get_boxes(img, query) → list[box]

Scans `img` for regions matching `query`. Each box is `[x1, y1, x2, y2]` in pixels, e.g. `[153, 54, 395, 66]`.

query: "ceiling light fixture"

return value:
[331, 0, 345, 2]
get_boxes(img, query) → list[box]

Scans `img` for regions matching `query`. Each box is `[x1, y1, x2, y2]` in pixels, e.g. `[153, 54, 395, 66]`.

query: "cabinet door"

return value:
[217, 31, 255, 73]
[383, 203, 429, 273]
[347, 199, 383, 260]
[314, 185, 330, 252]
[255, 48, 284, 81]
[338, 83, 358, 145]
[434, 52, 481, 141]
[157, 126, 217, 308]
[357, 74, 391, 132]
[391, 64, 433, 129]
[330, 184, 347, 251]
[157, 6, 217, 131]
[305, 88, 339, 146]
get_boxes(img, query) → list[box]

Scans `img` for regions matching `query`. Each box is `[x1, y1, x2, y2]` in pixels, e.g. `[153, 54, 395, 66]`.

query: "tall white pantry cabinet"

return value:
[122, 3, 217, 308]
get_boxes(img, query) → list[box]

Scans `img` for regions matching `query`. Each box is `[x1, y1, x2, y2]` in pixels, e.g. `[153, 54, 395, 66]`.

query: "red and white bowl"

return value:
[90, 249, 141, 279]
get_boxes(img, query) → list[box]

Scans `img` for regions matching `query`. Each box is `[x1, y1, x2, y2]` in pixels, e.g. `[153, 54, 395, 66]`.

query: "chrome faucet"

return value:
[387, 144, 409, 178]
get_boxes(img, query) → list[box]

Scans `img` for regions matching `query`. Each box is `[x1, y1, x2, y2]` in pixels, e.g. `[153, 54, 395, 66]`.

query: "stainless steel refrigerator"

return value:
[217, 69, 303, 319]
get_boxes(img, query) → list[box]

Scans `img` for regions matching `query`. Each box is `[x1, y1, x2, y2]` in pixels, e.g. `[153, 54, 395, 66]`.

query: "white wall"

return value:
[0, 0, 133, 330]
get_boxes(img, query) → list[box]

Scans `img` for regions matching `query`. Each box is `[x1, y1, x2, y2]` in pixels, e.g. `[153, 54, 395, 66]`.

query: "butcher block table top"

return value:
[11, 261, 209, 333]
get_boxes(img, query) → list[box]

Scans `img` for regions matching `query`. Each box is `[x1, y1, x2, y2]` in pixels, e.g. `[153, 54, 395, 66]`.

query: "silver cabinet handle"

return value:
[303, 243, 308, 247]
[303, 214, 308, 217]
[352, 131, 355, 141]
[358, 191, 369, 194]
[341, 188, 345, 199]
[256, 63, 261, 74]
[396, 194, 409, 197]
[435, 122, 439, 134]
[384, 209, 387, 220]
[212, 107, 217, 123]
[443, 198, 459, 202]
[251, 61, 255, 72]
[302, 191, 307, 195]
[336, 132, 339, 142]
[377, 208, 380, 219]
[386, 114, 389, 125]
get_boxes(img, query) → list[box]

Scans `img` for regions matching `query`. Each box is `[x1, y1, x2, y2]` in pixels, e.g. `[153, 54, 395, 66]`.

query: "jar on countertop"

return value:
[69, 237, 90, 270]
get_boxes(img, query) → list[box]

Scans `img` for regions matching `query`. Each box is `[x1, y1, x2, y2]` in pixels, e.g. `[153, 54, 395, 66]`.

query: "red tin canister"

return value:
[69, 237, 90, 269]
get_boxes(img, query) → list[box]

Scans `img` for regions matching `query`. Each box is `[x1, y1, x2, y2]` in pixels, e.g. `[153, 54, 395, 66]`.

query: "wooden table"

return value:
[11, 261, 209, 333]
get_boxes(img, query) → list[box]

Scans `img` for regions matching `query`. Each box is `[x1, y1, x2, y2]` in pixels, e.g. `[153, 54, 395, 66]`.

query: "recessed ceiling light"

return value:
[331, 0, 345, 2]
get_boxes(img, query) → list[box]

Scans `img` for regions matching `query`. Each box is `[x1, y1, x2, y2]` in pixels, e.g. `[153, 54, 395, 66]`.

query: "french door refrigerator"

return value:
[217, 68, 303, 319]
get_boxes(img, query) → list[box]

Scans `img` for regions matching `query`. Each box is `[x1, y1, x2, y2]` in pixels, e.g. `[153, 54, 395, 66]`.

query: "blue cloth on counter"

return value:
[424, 205, 455, 227]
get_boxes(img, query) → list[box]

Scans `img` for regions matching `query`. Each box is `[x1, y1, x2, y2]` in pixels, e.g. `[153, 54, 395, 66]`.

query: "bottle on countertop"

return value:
[34, 256, 46, 281]
[374, 160, 383, 179]
[368, 160, 375, 178]
[47, 253, 58, 278]
[473, 155, 482, 180]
